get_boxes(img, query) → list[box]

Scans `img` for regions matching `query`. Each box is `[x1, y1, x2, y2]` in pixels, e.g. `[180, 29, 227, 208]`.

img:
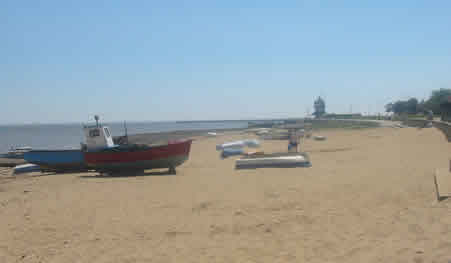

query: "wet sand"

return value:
[1, 126, 451, 262]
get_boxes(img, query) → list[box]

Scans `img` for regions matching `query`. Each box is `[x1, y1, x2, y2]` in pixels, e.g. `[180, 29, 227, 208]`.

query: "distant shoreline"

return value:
[175, 118, 303, 124]
[125, 119, 382, 144]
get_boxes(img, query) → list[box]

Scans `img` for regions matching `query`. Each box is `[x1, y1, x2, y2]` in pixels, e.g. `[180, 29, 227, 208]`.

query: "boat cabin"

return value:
[83, 117, 115, 151]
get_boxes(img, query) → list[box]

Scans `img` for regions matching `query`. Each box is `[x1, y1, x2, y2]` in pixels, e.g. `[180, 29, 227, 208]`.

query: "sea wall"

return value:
[402, 119, 430, 128]
[308, 119, 379, 130]
[433, 121, 451, 142]
[402, 119, 451, 142]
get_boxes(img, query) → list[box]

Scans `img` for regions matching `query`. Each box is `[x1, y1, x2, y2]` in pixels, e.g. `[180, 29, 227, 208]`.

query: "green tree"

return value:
[392, 101, 408, 114]
[425, 88, 451, 114]
[386, 98, 419, 115]
[406, 98, 418, 114]
[417, 99, 426, 113]
[385, 102, 394, 113]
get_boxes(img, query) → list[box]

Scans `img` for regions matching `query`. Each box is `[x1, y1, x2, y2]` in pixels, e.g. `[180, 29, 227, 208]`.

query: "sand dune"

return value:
[1, 127, 451, 262]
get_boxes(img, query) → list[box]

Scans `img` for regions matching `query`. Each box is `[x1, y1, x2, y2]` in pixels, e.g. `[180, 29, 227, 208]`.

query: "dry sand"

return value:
[1, 127, 451, 262]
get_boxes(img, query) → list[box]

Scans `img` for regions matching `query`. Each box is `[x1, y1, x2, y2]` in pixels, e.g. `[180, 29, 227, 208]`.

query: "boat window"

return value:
[104, 127, 111, 137]
[89, 129, 100, 137]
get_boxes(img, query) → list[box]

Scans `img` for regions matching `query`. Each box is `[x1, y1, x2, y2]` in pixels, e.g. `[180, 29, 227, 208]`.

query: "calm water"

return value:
[0, 121, 249, 153]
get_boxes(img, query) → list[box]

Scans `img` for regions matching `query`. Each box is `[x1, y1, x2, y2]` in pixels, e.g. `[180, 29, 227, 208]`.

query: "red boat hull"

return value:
[84, 140, 192, 171]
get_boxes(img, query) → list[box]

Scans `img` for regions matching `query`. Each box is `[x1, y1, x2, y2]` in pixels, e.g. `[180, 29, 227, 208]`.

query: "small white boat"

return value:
[235, 153, 311, 169]
[216, 139, 260, 151]
[221, 148, 244, 158]
[10, 146, 32, 152]
[14, 164, 40, 174]
[1, 146, 32, 159]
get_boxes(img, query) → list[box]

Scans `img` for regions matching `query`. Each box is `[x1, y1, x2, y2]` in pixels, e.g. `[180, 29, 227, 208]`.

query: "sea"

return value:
[0, 121, 249, 153]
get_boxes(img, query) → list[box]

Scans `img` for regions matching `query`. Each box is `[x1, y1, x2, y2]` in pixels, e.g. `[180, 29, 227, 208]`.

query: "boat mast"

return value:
[124, 121, 129, 144]
[95, 115, 100, 127]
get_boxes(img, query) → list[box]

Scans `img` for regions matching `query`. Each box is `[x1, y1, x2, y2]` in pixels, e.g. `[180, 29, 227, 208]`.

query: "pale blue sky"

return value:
[1, 1, 450, 124]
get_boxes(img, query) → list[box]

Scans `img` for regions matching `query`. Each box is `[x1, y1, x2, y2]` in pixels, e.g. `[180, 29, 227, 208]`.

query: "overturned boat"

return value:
[13, 163, 41, 174]
[235, 152, 311, 169]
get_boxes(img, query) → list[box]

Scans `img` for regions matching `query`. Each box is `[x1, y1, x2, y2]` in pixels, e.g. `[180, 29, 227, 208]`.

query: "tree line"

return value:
[385, 88, 451, 115]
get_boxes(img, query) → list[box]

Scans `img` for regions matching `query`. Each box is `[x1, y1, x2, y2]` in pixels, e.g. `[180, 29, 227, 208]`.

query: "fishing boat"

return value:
[83, 116, 192, 174]
[24, 116, 192, 174]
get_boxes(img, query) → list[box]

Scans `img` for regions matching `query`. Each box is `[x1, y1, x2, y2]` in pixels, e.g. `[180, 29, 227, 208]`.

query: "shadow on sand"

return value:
[79, 170, 176, 179]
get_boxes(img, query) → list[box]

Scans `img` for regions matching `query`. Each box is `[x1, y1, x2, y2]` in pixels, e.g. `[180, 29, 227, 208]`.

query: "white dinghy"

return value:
[235, 153, 311, 169]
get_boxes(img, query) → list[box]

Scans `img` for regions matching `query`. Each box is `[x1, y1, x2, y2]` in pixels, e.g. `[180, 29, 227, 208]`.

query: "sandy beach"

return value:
[1, 126, 451, 262]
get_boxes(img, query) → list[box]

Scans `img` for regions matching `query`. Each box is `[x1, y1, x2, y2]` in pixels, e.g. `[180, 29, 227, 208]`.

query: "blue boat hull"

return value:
[24, 150, 87, 172]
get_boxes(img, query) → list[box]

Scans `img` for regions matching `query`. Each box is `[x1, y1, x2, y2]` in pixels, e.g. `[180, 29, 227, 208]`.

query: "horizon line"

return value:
[0, 116, 309, 126]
